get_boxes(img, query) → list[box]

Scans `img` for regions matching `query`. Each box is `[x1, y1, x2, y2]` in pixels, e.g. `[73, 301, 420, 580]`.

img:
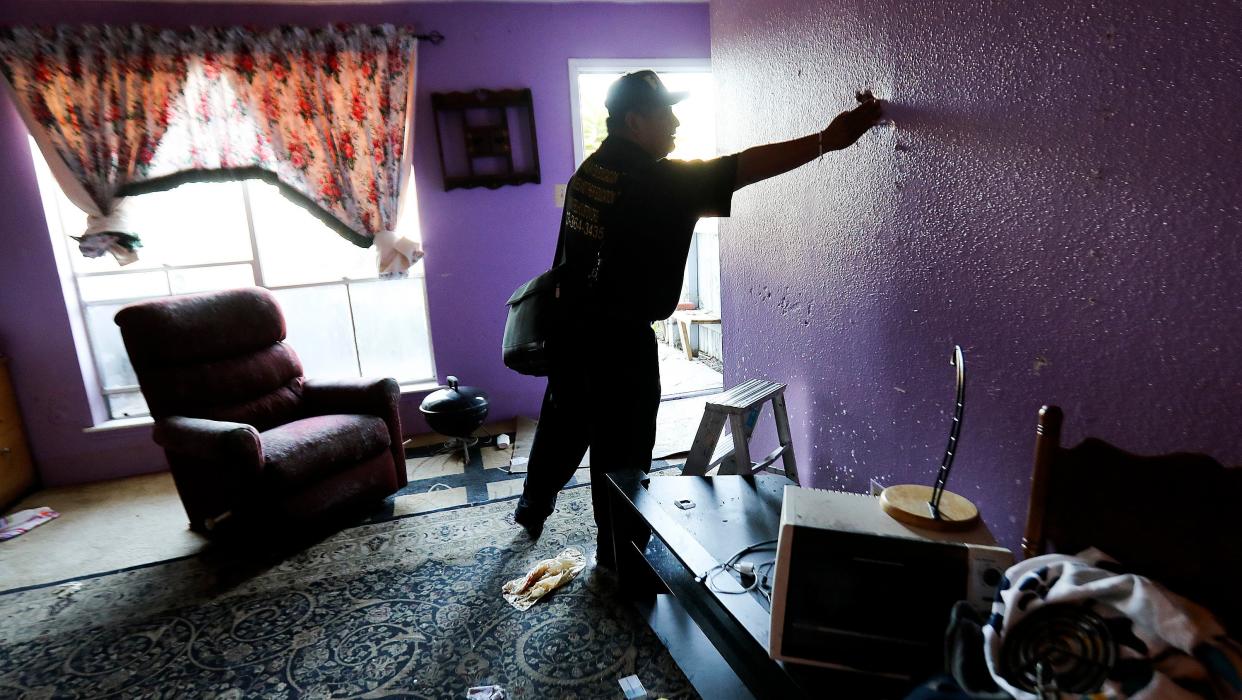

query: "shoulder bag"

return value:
[501, 233, 567, 376]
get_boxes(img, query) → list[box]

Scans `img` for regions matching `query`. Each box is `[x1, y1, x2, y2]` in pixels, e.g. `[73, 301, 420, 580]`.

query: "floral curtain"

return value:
[0, 24, 424, 278]
[0, 26, 189, 264]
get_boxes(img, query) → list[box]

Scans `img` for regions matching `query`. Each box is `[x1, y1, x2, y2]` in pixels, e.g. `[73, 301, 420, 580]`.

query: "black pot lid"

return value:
[420, 376, 489, 414]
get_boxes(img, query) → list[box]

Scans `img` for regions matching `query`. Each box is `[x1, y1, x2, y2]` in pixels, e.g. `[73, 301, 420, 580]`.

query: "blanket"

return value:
[983, 549, 1242, 699]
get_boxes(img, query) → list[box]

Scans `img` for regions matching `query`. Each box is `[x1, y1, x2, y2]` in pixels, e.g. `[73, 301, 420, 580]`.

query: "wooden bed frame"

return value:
[1021, 405, 1242, 635]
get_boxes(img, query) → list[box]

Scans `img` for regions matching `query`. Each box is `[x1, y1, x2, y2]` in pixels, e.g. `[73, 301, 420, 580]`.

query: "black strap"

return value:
[552, 227, 567, 268]
[550, 177, 571, 269]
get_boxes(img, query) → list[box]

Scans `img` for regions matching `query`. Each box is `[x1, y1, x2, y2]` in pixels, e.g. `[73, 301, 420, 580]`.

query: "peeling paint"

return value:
[1032, 356, 1051, 374]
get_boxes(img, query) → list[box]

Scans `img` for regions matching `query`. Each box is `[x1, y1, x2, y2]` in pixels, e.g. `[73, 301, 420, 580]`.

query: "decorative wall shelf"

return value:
[431, 88, 541, 191]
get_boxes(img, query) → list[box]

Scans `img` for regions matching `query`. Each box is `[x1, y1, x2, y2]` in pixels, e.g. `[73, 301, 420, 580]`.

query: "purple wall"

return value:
[0, 2, 709, 486]
[712, 0, 1242, 550]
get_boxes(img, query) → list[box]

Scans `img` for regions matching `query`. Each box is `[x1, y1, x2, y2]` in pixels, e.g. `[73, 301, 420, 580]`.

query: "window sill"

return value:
[399, 379, 443, 395]
[82, 381, 445, 433]
[83, 416, 155, 433]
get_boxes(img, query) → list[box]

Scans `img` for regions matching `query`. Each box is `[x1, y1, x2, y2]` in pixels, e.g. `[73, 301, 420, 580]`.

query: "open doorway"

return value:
[569, 59, 724, 399]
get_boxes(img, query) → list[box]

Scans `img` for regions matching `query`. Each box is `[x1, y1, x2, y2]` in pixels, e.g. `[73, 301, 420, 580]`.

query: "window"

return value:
[31, 140, 437, 422]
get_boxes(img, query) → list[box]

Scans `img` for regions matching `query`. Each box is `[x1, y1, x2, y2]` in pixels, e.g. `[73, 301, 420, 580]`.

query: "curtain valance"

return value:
[0, 24, 424, 277]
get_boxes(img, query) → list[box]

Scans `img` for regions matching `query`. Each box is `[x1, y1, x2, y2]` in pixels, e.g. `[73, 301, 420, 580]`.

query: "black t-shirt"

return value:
[558, 136, 738, 323]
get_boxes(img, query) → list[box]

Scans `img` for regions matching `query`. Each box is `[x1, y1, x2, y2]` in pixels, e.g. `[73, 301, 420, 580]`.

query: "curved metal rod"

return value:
[416, 30, 446, 45]
[929, 345, 966, 518]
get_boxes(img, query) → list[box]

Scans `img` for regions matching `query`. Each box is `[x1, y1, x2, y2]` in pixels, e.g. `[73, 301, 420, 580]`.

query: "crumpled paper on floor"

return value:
[501, 547, 587, 611]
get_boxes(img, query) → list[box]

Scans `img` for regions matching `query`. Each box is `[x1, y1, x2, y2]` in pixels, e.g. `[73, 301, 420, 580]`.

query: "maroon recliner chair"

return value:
[115, 287, 407, 535]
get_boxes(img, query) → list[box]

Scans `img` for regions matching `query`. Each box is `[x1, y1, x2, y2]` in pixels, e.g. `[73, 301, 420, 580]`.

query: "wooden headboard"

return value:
[1022, 405, 1242, 635]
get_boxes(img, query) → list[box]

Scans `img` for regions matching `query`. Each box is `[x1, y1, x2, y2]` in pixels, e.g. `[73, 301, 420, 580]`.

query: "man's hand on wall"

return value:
[822, 94, 885, 151]
[733, 91, 887, 189]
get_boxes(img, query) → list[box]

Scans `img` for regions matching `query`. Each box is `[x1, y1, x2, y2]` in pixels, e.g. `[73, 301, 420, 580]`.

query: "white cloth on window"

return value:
[374, 229, 425, 279]
[77, 197, 139, 265]
[82, 197, 136, 238]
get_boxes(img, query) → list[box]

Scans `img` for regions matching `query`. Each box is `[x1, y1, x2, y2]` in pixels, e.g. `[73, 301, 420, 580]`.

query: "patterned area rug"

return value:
[0, 487, 697, 699]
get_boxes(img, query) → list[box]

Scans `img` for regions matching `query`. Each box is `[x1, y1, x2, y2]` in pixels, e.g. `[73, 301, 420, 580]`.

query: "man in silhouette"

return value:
[515, 70, 884, 566]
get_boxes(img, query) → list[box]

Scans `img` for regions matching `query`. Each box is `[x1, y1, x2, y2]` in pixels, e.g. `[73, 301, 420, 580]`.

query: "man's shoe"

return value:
[594, 537, 617, 571]
[513, 504, 545, 540]
[593, 550, 617, 571]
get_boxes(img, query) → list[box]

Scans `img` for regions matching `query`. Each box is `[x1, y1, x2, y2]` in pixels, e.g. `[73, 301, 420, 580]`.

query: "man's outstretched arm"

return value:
[733, 94, 884, 190]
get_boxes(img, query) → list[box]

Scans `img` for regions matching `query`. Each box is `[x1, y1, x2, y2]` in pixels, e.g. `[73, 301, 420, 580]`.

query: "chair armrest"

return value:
[302, 377, 406, 488]
[302, 377, 401, 419]
[153, 416, 263, 469]
[152, 417, 263, 532]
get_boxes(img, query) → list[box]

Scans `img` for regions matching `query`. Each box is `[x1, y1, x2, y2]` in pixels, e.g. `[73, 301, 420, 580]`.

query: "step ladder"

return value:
[681, 379, 798, 483]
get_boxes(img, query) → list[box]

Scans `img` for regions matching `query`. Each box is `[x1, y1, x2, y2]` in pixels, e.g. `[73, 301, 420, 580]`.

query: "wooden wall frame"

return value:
[431, 88, 541, 191]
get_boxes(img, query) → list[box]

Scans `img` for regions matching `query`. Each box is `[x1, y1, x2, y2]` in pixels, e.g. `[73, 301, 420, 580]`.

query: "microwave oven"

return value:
[768, 485, 1013, 679]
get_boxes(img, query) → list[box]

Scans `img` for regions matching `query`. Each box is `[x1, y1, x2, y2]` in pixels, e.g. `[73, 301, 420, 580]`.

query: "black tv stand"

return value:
[604, 470, 915, 700]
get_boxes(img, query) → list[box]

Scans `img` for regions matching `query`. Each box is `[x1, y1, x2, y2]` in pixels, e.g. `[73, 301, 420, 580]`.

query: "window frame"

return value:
[32, 145, 438, 426]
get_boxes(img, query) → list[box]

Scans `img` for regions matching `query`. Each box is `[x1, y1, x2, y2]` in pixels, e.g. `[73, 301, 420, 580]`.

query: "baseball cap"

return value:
[604, 70, 689, 116]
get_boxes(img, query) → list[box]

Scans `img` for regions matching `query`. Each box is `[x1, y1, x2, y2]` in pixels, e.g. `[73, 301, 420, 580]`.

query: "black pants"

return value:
[517, 323, 660, 547]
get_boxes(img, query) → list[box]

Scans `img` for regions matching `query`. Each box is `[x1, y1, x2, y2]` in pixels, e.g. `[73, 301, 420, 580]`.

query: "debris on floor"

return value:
[619, 674, 646, 699]
[54, 581, 83, 598]
[466, 685, 506, 699]
[501, 547, 586, 611]
[0, 506, 59, 541]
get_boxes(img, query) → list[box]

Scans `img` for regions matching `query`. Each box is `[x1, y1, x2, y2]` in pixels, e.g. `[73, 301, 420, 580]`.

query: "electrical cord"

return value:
[756, 559, 776, 603]
[419, 430, 508, 458]
[698, 539, 778, 595]
[429, 440, 461, 456]
[429, 435, 485, 456]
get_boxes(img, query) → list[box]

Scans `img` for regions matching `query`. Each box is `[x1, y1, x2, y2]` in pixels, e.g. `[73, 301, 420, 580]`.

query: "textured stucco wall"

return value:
[0, 1, 709, 485]
[711, 0, 1242, 550]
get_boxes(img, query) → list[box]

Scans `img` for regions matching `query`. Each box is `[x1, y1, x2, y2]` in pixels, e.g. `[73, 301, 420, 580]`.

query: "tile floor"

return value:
[379, 428, 683, 523]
